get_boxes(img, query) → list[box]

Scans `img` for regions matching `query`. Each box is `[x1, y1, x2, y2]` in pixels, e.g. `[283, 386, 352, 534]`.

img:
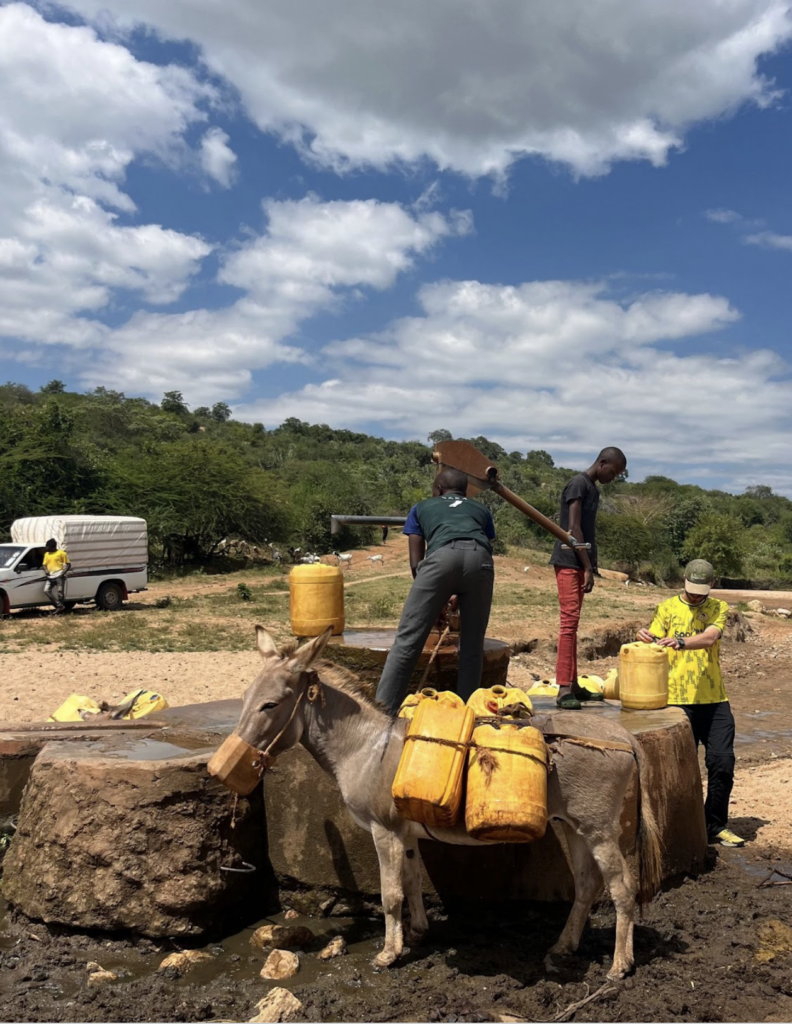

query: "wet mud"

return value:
[2, 847, 792, 1024]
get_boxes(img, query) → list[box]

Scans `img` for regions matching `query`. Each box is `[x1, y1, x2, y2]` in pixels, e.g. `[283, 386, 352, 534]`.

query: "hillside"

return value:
[3, 380, 792, 586]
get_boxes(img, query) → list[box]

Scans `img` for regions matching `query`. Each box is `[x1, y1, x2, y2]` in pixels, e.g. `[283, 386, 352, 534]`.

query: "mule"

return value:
[229, 626, 662, 979]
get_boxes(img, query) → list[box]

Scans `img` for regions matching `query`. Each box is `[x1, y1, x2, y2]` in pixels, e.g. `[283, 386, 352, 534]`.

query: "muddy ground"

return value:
[2, 841, 792, 1024]
[2, 549, 792, 1022]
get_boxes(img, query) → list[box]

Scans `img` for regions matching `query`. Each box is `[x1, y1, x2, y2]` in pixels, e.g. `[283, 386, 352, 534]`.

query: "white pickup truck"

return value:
[0, 515, 148, 615]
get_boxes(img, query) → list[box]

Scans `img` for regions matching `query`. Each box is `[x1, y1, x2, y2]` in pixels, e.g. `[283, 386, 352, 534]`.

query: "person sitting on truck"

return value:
[42, 538, 70, 614]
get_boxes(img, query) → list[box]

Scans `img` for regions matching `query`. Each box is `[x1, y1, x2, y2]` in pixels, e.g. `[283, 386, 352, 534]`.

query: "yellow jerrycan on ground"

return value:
[392, 689, 474, 828]
[618, 642, 669, 710]
[289, 563, 345, 637]
[602, 667, 620, 700]
[464, 686, 548, 843]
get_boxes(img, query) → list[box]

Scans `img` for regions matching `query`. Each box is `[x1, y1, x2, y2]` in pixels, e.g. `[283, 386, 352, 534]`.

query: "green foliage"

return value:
[161, 390, 188, 415]
[237, 582, 253, 601]
[1, 382, 792, 583]
[598, 513, 654, 572]
[681, 513, 745, 578]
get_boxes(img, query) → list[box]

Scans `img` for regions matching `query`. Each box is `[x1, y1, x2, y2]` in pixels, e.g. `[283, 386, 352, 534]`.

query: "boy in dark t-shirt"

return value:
[551, 447, 626, 709]
[375, 469, 496, 715]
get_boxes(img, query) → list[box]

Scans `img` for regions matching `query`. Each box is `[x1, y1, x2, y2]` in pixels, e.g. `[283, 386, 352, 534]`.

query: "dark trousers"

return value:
[676, 701, 736, 840]
[375, 539, 494, 715]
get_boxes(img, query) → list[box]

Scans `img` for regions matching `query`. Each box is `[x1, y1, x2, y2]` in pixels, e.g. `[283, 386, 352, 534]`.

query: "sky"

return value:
[2, 1, 792, 492]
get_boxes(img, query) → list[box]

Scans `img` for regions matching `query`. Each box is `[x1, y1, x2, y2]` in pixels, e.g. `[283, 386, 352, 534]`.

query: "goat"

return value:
[367, 554, 384, 565]
[333, 551, 353, 568]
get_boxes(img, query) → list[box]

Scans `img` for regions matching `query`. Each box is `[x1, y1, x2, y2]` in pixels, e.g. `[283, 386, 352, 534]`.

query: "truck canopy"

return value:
[11, 516, 148, 571]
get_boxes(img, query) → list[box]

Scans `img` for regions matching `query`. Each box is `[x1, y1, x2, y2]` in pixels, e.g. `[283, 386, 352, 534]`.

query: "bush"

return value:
[681, 513, 744, 578]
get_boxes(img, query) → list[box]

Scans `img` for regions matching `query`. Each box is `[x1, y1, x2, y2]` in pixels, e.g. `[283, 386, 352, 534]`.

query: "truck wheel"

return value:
[96, 583, 124, 611]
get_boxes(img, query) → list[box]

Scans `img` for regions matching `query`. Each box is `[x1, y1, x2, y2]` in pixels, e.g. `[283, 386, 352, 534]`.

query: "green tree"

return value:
[161, 391, 188, 415]
[666, 495, 711, 556]
[681, 513, 744, 578]
[211, 401, 232, 422]
[427, 429, 452, 445]
[597, 513, 654, 572]
[40, 379, 66, 394]
[526, 449, 554, 467]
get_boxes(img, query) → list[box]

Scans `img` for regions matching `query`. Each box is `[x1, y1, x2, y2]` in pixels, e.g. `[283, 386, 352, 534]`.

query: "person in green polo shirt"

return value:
[637, 558, 744, 848]
[375, 468, 496, 715]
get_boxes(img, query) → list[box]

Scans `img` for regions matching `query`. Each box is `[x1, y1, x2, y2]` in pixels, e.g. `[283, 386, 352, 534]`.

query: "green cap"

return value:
[684, 559, 715, 595]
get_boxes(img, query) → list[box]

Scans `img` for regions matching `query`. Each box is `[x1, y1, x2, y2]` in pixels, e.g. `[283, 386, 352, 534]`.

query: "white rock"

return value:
[260, 949, 300, 980]
[774, 608, 791, 618]
[747, 599, 765, 613]
[250, 924, 313, 950]
[158, 950, 212, 975]
[317, 935, 348, 960]
[249, 987, 303, 1023]
[87, 968, 117, 986]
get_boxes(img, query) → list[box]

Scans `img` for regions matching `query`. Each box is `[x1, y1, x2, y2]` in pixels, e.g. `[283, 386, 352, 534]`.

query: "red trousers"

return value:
[555, 567, 585, 687]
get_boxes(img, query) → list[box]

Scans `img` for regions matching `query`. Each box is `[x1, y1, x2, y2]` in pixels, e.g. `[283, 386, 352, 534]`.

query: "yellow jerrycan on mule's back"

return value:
[465, 686, 548, 843]
[618, 642, 669, 710]
[289, 563, 345, 637]
[392, 689, 474, 828]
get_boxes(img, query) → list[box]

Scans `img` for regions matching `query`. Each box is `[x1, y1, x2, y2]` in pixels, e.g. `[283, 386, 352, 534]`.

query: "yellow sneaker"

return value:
[712, 827, 745, 848]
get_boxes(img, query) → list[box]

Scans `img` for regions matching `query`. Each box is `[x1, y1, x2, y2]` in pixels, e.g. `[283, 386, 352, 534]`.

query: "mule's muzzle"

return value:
[207, 733, 267, 795]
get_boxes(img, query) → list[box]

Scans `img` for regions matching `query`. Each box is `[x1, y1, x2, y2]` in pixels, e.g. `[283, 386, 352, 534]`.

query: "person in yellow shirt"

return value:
[638, 558, 743, 848]
[42, 538, 70, 613]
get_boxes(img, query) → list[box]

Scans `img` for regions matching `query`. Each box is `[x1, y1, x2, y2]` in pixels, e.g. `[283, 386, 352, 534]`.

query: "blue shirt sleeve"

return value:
[402, 504, 423, 537]
[485, 510, 496, 540]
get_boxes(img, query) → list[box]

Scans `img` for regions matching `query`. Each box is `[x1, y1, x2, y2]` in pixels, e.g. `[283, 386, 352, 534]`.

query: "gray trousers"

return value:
[44, 576, 66, 608]
[375, 539, 494, 715]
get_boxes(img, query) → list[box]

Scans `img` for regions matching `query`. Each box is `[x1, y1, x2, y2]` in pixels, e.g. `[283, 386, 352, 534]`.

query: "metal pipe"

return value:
[330, 515, 407, 535]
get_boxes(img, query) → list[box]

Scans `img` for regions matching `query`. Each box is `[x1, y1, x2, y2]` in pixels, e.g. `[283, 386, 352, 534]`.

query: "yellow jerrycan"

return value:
[208, 734, 262, 795]
[464, 686, 548, 843]
[289, 563, 344, 637]
[618, 642, 669, 710]
[397, 687, 465, 721]
[392, 690, 474, 828]
[577, 674, 604, 694]
[603, 667, 620, 700]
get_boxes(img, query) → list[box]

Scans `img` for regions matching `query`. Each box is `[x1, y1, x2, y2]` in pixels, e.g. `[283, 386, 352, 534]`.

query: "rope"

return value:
[419, 626, 450, 688]
[253, 671, 323, 773]
[402, 730, 548, 768]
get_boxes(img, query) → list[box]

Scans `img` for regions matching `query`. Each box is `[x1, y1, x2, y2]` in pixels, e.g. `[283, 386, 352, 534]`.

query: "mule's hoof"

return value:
[543, 953, 561, 975]
[606, 963, 632, 981]
[405, 928, 428, 947]
[373, 950, 398, 969]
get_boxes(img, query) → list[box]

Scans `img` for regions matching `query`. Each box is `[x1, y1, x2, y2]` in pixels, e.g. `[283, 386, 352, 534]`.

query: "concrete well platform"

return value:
[323, 627, 510, 694]
[2, 696, 707, 937]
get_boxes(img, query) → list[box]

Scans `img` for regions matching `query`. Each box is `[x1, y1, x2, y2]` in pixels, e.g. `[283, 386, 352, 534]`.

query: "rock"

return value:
[747, 599, 765, 613]
[249, 987, 303, 1023]
[260, 949, 300, 980]
[317, 935, 347, 960]
[250, 924, 313, 951]
[2, 740, 268, 938]
[319, 897, 335, 915]
[158, 950, 213, 975]
[775, 608, 791, 618]
[87, 968, 117, 986]
[283, 909, 300, 920]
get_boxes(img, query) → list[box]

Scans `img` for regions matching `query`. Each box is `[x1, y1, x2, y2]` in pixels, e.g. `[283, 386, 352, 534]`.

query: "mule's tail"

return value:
[628, 737, 663, 905]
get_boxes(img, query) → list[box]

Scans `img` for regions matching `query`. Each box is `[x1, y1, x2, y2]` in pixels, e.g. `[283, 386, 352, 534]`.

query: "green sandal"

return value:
[575, 688, 605, 703]
[556, 691, 581, 710]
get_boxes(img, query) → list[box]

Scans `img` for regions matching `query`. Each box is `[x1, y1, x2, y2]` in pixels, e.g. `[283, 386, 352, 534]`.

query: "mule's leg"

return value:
[588, 835, 637, 980]
[402, 841, 429, 946]
[545, 823, 603, 972]
[371, 822, 407, 967]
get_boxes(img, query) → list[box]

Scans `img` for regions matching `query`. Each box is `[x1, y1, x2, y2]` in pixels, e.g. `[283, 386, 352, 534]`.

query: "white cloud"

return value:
[704, 208, 742, 224]
[230, 278, 792, 491]
[200, 127, 237, 188]
[65, 0, 792, 177]
[745, 231, 792, 251]
[0, 4, 219, 349]
[79, 196, 470, 403]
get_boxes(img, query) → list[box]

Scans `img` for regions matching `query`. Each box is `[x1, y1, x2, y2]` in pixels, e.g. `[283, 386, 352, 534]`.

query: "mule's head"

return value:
[234, 624, 333, 756]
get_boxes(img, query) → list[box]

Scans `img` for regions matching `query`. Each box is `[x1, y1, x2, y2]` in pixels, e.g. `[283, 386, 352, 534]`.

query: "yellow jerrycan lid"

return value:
[398, 688, 465, 720]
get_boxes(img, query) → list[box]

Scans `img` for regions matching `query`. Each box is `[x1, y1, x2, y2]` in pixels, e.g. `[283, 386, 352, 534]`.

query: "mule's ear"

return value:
[255, 625, 280, 660]
[287, 626, 333, 675]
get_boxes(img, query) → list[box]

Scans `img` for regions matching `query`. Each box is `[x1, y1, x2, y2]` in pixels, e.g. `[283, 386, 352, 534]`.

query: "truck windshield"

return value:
[0, 545, 26, 569]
